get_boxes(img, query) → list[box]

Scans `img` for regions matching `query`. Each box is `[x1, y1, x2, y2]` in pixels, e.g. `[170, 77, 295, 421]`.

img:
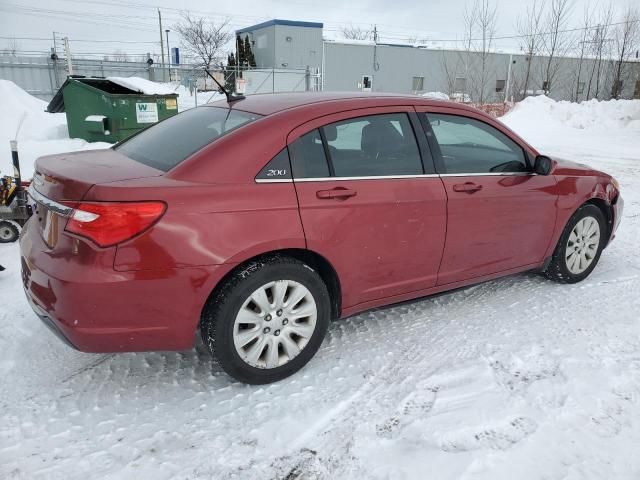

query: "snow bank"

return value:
[0, 80, 110, 180]
[422, 91, 449, 100]
[107, 76, 176, 95]
[503, 95, 640, 133]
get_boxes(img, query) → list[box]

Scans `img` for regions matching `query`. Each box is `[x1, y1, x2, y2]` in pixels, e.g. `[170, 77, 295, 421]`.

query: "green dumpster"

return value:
[47, 76, 179, 143]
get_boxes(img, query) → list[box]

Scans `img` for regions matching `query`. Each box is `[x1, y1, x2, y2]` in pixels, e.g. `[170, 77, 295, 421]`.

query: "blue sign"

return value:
[171, 47, 179, 65]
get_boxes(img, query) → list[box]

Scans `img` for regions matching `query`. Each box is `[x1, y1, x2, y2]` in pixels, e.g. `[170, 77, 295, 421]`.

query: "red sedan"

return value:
[20, 93, 623, 384]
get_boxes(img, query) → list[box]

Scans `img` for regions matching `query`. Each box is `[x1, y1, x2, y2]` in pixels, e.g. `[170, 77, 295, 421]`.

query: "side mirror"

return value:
[534, 155, 552, 175]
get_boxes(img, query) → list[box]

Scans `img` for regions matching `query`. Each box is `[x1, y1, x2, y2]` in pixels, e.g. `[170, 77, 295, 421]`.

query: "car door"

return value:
[416, 107, 558, 285]
[288, 107, 447, 310]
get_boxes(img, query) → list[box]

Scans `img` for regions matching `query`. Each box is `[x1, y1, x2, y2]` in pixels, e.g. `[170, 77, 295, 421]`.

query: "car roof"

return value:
[204, 91, 456, 116]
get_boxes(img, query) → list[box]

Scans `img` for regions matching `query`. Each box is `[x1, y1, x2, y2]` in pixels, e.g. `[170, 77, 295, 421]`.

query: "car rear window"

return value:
[114, 106, 262, 171]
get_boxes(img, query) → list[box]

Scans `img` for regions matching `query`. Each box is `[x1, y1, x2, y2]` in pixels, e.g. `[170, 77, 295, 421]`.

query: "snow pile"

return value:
[0, 80, 111, 180]
[501, 95, 640, 162]
[503, 95, 640, 133]
[107, 76, 176, 95]
[0, 79, 66, 143]
[422, 91, 450, 100]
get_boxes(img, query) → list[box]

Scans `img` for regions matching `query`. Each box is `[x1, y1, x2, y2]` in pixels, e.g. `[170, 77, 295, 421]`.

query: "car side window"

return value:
[425, 114, 528, 174]
[324, 113, 423, 177]
[289, 129, 330, 178]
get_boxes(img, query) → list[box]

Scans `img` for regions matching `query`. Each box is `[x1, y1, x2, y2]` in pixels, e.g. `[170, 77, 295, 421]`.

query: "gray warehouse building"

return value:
[237, 19, 640, 102]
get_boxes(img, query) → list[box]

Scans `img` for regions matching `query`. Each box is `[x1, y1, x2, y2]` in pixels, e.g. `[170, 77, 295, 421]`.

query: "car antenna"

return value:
[204, 68, 245, 103]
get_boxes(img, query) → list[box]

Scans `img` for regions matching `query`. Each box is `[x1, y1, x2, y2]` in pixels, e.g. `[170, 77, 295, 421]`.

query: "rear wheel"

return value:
[544, 204, 607, 283]
[0, 221, 19, 243]
[201, 255, 331, 384]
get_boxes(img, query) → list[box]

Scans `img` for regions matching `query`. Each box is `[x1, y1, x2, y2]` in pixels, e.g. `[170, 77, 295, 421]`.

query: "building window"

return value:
[454, 77, 466, 92]
[495, 79, 506, 93]
[361, 75, 372, 91]
[634, 80, 640, 99]
[412, 76, 424, 92]
[577, 82, 585, 95]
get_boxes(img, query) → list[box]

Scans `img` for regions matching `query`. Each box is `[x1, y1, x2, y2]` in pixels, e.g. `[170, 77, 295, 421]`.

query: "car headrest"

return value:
[361, 119, 403, 158]
[323, 124, 337, 142]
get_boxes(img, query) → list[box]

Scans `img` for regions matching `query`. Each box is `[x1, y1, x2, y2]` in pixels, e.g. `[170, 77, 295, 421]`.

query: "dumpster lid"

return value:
[107, 76, 176, 95]
[46, 76, 177, 113]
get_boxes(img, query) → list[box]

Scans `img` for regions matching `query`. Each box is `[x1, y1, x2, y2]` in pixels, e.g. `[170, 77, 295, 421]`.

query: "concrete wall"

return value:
[322, 42, 640, 102]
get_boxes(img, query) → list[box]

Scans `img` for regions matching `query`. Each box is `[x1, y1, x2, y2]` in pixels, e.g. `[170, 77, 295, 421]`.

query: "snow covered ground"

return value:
[1, 93, 640, 479]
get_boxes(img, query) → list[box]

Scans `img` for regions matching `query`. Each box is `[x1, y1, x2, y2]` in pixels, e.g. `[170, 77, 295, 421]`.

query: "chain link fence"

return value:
[0, 55, 323, 101]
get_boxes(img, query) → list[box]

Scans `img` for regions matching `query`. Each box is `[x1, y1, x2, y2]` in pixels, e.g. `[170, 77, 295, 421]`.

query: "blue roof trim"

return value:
[237, 19, 323, 34]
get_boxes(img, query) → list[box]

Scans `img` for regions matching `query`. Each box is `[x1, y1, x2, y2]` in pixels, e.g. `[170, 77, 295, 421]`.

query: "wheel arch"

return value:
[199, 248, 342, 328]
[584, 196, 613, 241]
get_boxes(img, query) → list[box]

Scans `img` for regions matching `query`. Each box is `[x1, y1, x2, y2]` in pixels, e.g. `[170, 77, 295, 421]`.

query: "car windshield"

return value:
[115, 106, 262, 172]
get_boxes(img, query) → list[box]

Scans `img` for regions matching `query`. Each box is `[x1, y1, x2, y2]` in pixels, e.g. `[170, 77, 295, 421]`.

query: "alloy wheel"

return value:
[233, 280, 318, 369]
[565, 216, 600, 274]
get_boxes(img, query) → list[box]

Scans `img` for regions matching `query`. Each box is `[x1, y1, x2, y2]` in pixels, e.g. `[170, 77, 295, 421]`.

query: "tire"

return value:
[0, 221, 19, 243]
[544, 204, 607, 284]
[201, 255, 331, 384]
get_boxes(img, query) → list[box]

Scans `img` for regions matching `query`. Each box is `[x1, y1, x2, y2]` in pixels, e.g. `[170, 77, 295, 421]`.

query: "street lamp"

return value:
[165, 29, 171, 81]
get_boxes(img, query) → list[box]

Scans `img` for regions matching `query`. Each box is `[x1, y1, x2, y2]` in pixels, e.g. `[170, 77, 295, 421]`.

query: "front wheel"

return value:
[201, 256, 331, 384]
[544, 204, 607, 283]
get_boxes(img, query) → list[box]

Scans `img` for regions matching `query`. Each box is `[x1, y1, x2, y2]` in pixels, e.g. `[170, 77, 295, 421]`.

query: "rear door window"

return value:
[324, 113, 423, 177]
[115, 107, 261, 171]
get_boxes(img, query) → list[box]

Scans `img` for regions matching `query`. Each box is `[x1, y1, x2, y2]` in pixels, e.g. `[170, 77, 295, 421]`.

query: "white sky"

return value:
[0, 0, 636, 59]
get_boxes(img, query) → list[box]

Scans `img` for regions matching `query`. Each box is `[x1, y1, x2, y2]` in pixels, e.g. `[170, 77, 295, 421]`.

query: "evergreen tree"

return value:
[243, 35, 256, 67]
[225, 52, 237, 92]
[236, 34, 246, 67]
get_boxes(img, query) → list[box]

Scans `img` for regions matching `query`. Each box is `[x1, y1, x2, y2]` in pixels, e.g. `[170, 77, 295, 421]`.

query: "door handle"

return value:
[453, 182, 483, 193]
[316, 187, 357, 200]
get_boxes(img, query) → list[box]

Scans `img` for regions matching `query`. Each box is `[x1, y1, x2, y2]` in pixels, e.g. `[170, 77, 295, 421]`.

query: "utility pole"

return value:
[504, 54, 513, 104]
[372, 24, 379, 91]
[62, 36, 73, 75]
[158, 9, 165, 80]
[165, 29, 171, 82]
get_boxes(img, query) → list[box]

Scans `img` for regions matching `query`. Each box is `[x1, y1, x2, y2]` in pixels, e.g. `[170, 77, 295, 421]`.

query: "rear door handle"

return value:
[452, 182, 483, 193]
[316, 187, 357, 200]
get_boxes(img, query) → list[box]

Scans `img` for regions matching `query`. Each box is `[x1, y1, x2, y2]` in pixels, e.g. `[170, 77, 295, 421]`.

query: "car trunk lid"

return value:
[33, 148, 163, 201]
[30, 148, 163, 249]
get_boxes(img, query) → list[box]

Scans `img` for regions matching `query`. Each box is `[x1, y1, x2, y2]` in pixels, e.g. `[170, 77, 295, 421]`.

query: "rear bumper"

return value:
[20, 219, 231, 353]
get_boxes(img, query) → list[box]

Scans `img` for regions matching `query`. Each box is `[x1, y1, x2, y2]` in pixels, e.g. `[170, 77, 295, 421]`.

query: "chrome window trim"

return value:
[255, 178, 294, 183]
[294, 174, 440, 182]
[27, 184, 74, 217]
[254, 172, 536, 183]
[439, 172, 537, 177]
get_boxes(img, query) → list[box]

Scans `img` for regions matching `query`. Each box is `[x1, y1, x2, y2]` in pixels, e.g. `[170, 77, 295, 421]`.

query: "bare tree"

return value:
[464, 0, 497, 104]
[111, 49, 129, 62]
[516, 0, 546, 100]
[586, 3, 614, 99]
[175, 13, 232, 88]
[540, 0, 573, 95]
[611, 6, 639, 99]
[341, 25, 372, 41]
[572, 2, 595, 101]
[440, 51, 464, 97]
[1, 37, 20, 56]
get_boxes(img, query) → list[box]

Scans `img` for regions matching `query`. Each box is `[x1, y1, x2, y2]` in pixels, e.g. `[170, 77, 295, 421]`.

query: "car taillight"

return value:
[64, 201, 166, 247]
